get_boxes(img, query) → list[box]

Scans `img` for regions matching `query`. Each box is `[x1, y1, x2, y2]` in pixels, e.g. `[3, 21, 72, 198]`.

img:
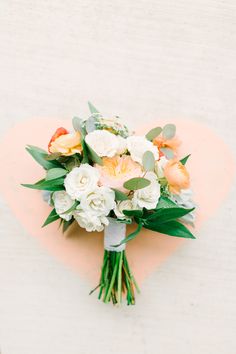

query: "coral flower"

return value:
[96, 155, 142, 193]
[48, 127, 82, 156]
[164, 159, 190, 194]
[153, 136, 181, 157]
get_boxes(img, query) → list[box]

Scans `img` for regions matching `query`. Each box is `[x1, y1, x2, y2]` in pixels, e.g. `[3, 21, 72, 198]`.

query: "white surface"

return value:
[0, 1, 236, 353]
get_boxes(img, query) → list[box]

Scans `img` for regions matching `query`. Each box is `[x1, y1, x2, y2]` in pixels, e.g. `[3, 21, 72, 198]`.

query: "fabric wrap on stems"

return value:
[104, 218, 126, 252]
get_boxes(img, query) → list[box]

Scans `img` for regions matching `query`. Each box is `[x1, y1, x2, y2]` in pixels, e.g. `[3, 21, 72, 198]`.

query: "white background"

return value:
[0, 1, 236, 353]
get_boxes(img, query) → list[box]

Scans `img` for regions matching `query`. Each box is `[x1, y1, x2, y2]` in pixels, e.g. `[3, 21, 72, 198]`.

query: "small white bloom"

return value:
[73, 209, 109, 232]
[170, 189, 196, 225]
[64, 164, 100, 200]
[85, 130, 119, 157]
[133, 171, 160, 210]
[114, 199, 135, 220]
[80, 187, 115, 216]
[126, 136, 159, 164]
[53, 191, 74, 221]
[116, 136, 127, 155]
[155, 156, 168, 178]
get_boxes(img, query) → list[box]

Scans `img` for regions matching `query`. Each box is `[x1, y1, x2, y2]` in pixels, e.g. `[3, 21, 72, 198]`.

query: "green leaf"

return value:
[44, 152, 62, 161]
[22, 177, 65, 191]
[46, 168, 68, 180]
[62, 219, 75, 233]
[72, 117, 84, 133]
[146, 207, 195, 223]
[42, 208, 60, 227]
[142, 151, 155, 171]
[86, 142, 103, 165]
[123, 177, 151, 190]
[26, 146, 59, 170]
[160, 147, 174, 159]
[60, 201, 79, 215]
[85, 116, 96, 133]
[180, 154, 191, 165]
[145, 127, 162, 141]
[114, 222, 143, 246]
[162, 124, 176, 139]
[144, 220, 195, 239]
[81, 139, 89, 164]
[112, 189, 129, 201]
[156, 196, 177, 209]
[123, 209, 143, 218]
[88, 101, 100, 114]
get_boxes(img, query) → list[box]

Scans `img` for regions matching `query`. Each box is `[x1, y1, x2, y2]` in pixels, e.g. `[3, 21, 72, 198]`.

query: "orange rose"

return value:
[48, 127, 82, 156]
[153, 136, 181, 157]
[164, 159, 190, 194]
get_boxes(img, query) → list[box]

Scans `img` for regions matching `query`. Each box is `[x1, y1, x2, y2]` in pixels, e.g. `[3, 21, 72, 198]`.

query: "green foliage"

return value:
[22, 177, 65, 191]
[145, 127, 162, 141]
[160, 147, 174, 159]
[26, 145, 60, 170]
[143, 220, 195, 239]
[62, 218, 75, 233]
[146, 207, 195, 223]
[112, 189, 129, 201]
[88, 101, 100, 114]
[115, 222, 143, 246]
[180, 154, 191, 165]
[46, 168, 68, 180]
[162, 124, 176, 139]
[42, 208, 60, 227]
[142, 151, 155, 171]
[123, 177, 150, 190]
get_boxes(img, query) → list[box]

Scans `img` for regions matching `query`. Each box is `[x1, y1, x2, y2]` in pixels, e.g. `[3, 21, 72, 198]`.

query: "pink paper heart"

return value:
[0, 118, 235, 283]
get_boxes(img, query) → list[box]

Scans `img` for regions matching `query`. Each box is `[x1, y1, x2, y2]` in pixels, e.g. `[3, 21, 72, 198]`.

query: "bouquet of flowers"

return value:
[22, 102, 196, 305]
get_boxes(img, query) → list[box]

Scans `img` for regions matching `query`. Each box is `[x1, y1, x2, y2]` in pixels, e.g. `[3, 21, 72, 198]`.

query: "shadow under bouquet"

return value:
[22, 102, 196, 305]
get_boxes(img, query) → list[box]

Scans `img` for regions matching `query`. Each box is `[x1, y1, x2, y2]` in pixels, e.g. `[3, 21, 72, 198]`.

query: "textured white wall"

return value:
[0, 1, 236, 353]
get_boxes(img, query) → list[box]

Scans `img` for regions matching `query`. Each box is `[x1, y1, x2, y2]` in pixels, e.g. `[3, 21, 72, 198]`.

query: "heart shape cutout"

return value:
[0, 118, 235, 283]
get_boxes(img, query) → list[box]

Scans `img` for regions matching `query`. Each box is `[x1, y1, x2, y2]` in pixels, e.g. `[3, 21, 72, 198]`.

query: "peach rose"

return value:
[153, 136, 181, 157]
[164, 159, 190, 194]
[48, 128, 82, 156]
[95, 155, 142, 193]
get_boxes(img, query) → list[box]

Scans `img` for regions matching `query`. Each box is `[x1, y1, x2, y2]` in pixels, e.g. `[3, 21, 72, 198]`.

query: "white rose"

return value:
[53, 191, 74, 221]
[85, 130, 119, 157]
[80, 187, 115, 216]
[114, 199, 135, 220]
[133, 171, 160, 210]
[155, 156, 168, 178]
[64, 164, 100, 200]
[170, 189, 196, 225]
[73, 210, 109, 232]
[116, 136, 127, 155]
[127, 136, 159, 164]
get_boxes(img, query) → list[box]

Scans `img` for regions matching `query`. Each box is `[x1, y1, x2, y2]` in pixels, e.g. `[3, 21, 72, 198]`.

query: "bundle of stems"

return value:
[90, 250, 140, 305]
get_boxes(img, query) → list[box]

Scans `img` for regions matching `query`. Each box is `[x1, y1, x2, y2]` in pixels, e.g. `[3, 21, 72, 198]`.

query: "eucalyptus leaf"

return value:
[142, 151, 155, 171]
[162, 124, 176, 139]
[145, 127, 162, 141]
[144, 220, 195, 239]
[123, 177, 151, 190]
[112, 189, 129, 201]
[42, 208, 60, 227]
[160, 147, 174, 159]
[46, 168, 68, 180]
[44, 152, 62, 161]
[180, 154, 191, 165]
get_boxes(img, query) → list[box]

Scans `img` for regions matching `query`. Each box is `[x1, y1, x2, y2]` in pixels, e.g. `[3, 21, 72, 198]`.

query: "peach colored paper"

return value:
[0, 118, 235, 284]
